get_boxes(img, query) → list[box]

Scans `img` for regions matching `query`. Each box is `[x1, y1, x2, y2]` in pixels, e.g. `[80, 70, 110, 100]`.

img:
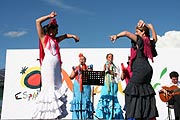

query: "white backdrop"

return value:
[1, 48, 180, 119]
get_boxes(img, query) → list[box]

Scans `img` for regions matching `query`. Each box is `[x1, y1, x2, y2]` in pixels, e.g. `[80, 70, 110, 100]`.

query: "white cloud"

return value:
[4, 31, 27, 38]
[44, 0, 93, 15]
[156, 31, 180, 48]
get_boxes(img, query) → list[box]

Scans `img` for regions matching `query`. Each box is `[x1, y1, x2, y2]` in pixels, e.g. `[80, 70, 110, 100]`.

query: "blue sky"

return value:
[0, 0, 180, 69]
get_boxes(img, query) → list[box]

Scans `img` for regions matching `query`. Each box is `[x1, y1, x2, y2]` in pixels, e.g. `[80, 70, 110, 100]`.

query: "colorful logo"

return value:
[20, 66, 41, 89]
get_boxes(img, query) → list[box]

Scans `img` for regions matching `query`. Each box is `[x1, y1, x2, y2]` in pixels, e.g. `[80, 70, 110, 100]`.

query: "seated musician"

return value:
[160, 71, 180, 120]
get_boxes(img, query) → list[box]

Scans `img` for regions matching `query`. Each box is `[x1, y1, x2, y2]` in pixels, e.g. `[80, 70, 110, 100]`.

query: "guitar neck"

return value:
[173, 87, 180, 92]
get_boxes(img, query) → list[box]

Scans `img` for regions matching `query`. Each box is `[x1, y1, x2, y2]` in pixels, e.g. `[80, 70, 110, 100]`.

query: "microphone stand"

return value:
[80, 92, 82, 119]
[79, 65, 83, 120]
[111, 65, 115, 119]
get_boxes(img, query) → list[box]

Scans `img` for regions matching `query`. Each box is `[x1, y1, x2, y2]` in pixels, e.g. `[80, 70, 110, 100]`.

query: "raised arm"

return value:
[137, 20, 157, 42]
[69, 70, 76, 80]
[110, 31, 137, 42]
[120, 71, 125, 81]
[147, 24, 158, 42]
[69, 66, 78, 80]
[36, 11, 57, 46]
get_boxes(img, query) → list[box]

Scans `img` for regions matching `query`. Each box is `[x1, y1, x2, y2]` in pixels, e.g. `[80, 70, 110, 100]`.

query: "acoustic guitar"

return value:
[159, 85, 180, 102]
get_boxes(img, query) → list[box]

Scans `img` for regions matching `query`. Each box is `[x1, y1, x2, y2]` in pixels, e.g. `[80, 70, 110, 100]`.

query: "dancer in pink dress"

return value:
[32, 11, 79, 119]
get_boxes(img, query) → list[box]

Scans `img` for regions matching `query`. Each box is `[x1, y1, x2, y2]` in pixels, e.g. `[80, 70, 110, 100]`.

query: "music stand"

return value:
[82, 71, 105, 85]
[82, 71, 105, 119]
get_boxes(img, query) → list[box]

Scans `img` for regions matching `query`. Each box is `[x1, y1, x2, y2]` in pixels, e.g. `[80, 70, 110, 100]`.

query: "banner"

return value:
[2, 48, 180, 119]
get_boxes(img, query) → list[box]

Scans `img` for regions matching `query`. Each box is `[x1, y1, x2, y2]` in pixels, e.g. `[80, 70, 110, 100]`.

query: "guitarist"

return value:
[161, 71, 180, 120]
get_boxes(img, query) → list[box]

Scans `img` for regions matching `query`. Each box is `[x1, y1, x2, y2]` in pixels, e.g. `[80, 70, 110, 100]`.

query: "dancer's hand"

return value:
[73, 35, 80, 42]
[49, 11, 57, 18]
[110, 35, 117, 43]
[137, 19, 145, 27]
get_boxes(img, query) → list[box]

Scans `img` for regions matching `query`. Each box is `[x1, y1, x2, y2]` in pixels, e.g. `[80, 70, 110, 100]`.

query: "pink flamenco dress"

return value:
[32, 35, 68, 119]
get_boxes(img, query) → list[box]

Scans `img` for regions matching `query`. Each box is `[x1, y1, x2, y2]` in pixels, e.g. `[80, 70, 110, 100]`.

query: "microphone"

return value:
[88, 64, 93, 70]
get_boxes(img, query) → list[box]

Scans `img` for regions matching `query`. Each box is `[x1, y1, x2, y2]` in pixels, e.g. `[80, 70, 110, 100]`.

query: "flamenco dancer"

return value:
[110, 20, 159, 120]
[32, 11, 79, 119]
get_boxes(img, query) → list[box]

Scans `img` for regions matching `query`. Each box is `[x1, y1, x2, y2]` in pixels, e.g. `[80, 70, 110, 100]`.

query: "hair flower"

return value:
[79, 53, 84, 57]
[49, 18, 57, 25]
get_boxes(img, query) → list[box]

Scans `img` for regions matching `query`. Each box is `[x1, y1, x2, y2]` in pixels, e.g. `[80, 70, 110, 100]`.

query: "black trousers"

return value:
[168, 95, 180, 120]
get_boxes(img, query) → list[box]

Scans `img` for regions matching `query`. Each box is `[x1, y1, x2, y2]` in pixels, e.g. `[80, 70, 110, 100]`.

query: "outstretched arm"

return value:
[36, 11, 57, 47]
[110, 31, 137, 42]
[56, 34, 80, 43]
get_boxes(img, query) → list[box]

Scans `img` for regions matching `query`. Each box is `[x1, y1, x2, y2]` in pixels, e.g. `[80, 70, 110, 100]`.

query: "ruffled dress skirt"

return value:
[70, 80, 93, 119]
[96, 81, 124, 120]
[124, 82, 158, 119]
[124, 50, 159, 119]
[32, 49, 68, 119]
